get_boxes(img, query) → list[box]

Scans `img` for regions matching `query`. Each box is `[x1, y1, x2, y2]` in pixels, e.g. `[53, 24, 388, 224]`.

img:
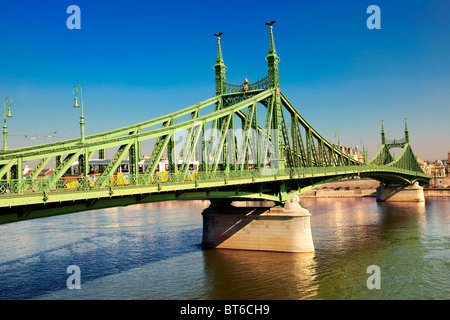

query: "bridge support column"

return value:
[201, 196, 314, 253]
[376, 182, 425, 202]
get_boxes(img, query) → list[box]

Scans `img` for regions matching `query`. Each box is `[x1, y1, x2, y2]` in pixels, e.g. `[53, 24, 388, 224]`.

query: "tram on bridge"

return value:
[61, 159, 199, 188]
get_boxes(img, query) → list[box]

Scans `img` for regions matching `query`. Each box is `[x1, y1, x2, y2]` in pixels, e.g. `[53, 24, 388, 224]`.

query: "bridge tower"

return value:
[372, 118, 425, 202]
[266, 22, 285, 171]
[214, 33, 227, 96]
[202, 23, 313, 253]
[212, 33, 231, 171]
[404, 117, 409, 143]
[266, 23, 280, 89]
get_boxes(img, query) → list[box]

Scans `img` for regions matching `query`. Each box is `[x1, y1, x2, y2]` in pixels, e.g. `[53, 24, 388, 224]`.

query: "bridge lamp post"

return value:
[72, 85, 85, 144]
[2, 97, 12, 151]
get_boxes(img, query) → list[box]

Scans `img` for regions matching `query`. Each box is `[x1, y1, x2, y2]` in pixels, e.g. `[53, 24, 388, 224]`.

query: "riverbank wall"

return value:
[423, 188, 450, 197]
[299, 178, 450, 198]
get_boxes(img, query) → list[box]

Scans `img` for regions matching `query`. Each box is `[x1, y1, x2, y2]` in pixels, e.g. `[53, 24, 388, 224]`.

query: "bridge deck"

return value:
[0, 165, 430, 209]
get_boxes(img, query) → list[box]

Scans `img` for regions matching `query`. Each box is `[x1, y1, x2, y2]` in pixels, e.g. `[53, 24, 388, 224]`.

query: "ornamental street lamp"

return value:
[72, 85, 85, 144]
[2, 97, 12, 151]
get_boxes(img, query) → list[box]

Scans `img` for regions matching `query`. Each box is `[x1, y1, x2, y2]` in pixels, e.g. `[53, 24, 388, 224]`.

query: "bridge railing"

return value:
[0, 164, 429, 199]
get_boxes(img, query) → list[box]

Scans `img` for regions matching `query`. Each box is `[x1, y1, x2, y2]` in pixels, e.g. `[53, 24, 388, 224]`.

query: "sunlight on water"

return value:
[0, 198, 448, 300]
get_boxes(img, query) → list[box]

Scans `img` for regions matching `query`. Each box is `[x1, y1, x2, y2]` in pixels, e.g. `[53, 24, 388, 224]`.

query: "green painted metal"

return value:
[404, 118, 410, 144]
[72, 85, 85, 144]
[2, 97, 13, 151]
[0, 24, 431, 224]
[97, 142, 133, 188]
[369, 119, 412, 166]
[0, 94, 220, 161]
[214, 33, 227, 96]
[46, 151, 83, 191]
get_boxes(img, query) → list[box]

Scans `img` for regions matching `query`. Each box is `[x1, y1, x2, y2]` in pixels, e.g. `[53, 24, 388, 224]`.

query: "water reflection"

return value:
[0, 198, 448, 300]
[301, 198, 383, 253]
[301, 198, 448, 299]
[202, 249, 317, 300]
[0, 201, 209, 300]
[377, 201, 426, 223]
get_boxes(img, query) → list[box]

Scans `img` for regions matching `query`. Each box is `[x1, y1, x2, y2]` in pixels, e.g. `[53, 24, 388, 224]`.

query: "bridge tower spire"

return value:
[265, 21, 284, 171]
[213, 33, 227, 96]
[404, 117, 409, 143]
[265, 21, 280, 88]
[381, 120, 386, 145]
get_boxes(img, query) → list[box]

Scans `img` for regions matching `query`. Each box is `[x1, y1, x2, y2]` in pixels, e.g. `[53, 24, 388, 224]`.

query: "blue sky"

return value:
[0, 0, 448, 160]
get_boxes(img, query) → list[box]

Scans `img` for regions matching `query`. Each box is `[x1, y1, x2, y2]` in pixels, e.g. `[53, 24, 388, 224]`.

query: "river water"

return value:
[0, 197, 448, 300]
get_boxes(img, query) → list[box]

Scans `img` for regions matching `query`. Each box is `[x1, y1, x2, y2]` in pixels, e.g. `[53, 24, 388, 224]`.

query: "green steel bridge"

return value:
[0, 25, 431, 225]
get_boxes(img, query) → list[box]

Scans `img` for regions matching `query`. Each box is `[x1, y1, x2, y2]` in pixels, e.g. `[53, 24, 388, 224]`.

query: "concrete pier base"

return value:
[376, 182, 425, 202]
[201, 196, 314, 253]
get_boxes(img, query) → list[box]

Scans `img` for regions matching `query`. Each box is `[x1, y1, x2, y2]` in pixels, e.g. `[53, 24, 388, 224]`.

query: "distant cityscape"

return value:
[416, 151, 449, 187]
[332, 144, 367, 163]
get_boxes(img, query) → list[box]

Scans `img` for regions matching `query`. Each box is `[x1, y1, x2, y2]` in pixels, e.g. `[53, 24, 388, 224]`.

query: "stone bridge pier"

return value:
[376, 182, 425, 202]
[201, 196, 314, 253]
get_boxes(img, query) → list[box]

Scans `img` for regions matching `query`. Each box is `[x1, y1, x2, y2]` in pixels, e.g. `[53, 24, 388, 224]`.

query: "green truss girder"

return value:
[367, 123, 425, 178]
[237, 102, 256, 169]
[368, 144, 395, 165]
[388, 144, 423, 173]
[180, 123, 203, 179]
[97, 142, 133, 188]
[45, 151, 83, 191]
[280, 94, 359, 167]
[145, 121, 173, 177]
[0, 163, 431, 224]
[0, 87, 430, 203]
[26, 157, 51, 181]
[0, 159, 17, 179]
[0, 95, 221, 161]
